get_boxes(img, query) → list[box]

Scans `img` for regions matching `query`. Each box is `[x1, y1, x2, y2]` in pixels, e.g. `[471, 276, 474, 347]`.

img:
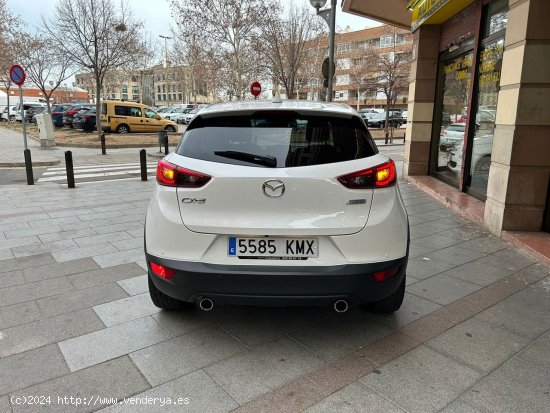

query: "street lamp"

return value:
[159, 35, 173, 68]
[310, 0, 336, 102]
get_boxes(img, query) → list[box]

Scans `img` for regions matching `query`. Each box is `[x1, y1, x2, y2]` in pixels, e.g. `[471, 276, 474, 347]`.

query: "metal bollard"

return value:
[24, 149, 34, 185]
[100, 133, 106, 155]
[140, 149, 147, 181]
[65, 151, 75, 188]
[164, 134, 169, 155]
[385, 131, 389, 145]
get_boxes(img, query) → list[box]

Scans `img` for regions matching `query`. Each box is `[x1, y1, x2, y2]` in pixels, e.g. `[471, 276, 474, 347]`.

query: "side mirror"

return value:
[155, 114, 161, 120]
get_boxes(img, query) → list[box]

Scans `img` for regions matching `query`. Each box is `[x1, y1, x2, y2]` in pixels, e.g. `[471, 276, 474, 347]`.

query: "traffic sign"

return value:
[250, 81, 262, 97]
[321, 58, 335, 79]
[10, 64, 26, 86]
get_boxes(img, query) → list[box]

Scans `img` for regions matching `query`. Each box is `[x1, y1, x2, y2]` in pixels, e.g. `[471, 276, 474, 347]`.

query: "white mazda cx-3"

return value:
[145, 100, 409, 313]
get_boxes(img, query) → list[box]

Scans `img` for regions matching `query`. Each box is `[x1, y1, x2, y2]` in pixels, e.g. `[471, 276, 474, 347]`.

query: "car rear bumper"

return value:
[146, 252, 408, 306]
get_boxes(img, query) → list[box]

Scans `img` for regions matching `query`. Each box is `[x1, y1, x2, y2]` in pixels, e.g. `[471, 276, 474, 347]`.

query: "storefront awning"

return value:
[342, 0, 475, 31]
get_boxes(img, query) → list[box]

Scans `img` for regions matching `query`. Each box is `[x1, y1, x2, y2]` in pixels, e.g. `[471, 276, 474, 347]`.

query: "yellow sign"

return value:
[409, 0, 474, 31]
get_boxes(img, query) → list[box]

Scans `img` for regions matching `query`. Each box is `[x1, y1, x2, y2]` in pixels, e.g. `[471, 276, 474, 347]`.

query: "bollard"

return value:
[140, 149, 147, 181]
[385, 131, 389, 145]
[100, 133, 106, 155]
[65, 151, 75, 188]
[164, 135, 169, 155]
[24, 149, 34, 185]
[158, 131, 167, 154]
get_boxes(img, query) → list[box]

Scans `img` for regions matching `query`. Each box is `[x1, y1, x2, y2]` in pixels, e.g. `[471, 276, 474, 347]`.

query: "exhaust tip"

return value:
[333, 299, 349, 313]
[199, 297, 214, 311]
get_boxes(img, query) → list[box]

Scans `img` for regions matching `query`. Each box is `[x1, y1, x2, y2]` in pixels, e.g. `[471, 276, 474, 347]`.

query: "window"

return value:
[132, 86, 139, 94]
[157, 86, 161, 93]
[178, 93, 183, 100]
[144, 108, 157, 118]
[162, 85, 166, 93]
[380, 35, 395, 48]
[335, 74, 349, 86]
[121, 94, 128, 101]
[157, 94, 162, 101]
[121, 86, 128, 93]
[162, 94, 166, 101]
[336, 43, 351, 54]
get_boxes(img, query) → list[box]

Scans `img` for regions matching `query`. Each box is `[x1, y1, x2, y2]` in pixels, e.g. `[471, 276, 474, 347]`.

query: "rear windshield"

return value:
[175, 113, 377, 168]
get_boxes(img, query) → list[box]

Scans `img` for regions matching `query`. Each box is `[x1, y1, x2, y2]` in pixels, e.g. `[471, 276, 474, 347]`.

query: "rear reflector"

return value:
[337, 160, 397, 189]
[150, 262, 176, 279]
[373, 267, 400, 282]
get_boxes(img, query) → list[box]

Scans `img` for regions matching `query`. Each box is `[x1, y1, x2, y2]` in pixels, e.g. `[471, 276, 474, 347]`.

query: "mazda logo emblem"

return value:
[262, 180, 285, 198]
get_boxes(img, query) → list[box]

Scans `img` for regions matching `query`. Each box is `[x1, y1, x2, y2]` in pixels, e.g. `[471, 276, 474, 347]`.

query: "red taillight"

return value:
[373, 267, 400, 282]
[150, 262, 176, 279]
[337, 160, 396, 189]
[156, 159, 211, 187]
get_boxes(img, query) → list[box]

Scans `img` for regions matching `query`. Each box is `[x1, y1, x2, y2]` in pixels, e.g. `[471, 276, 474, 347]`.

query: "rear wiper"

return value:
[214, 150, 277, 168]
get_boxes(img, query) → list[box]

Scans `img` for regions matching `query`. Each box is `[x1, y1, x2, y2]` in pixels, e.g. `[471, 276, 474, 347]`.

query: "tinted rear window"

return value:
[175, 113, 377, 168]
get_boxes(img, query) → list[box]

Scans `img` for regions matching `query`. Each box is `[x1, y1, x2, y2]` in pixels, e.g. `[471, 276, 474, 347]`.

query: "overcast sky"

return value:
[7, 0, 380, 39]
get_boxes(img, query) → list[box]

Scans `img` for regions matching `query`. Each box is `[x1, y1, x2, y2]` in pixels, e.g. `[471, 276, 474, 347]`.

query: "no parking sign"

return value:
[10, 64, 26, 86]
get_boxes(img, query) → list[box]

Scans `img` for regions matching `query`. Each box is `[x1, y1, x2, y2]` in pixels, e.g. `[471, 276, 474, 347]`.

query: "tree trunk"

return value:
[95, 75, 102, 142]
[6, 87, 11, 120]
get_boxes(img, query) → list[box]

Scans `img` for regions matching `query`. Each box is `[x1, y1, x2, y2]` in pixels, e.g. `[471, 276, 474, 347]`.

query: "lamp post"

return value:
[310, 0, 336, 102]
[159, 35, 172, 68]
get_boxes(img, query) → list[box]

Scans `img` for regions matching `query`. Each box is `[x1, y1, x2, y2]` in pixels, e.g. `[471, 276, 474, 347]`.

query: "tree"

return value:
[171, 0, 270, 100]
[43, 0, 150, 139]
[18, 34, 74, 113]
[0, 0, 21, 120]
[261, 2, 323, 99]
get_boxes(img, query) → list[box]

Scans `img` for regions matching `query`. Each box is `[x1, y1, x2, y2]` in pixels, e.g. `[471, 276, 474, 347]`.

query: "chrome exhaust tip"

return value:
[333, 299, 349, 313]
[199, 297, 214, 311]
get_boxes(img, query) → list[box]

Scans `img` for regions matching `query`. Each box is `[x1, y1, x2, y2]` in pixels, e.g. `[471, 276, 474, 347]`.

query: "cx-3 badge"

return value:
[262, 180, 285, 198]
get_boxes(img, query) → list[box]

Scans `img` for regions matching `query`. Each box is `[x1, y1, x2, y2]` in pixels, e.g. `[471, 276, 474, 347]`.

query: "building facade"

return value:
[0, 84, 89, 104]
[343, 0, 550, 236]
[75, 64, 214, 107]
[299, 26, 413, 110]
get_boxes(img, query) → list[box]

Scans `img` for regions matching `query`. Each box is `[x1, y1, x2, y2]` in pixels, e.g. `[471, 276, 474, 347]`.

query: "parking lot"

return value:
[0, 133, 549, 412]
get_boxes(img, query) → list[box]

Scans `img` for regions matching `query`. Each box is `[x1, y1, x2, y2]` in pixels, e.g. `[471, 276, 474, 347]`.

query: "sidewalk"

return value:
[0, 174, 548, 412]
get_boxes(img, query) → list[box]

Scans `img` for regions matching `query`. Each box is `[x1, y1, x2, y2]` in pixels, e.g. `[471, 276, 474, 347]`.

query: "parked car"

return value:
[439, 123, 466, 151]
[173, 108, 193, 124]
[100, 100, 178, 134]
[145, 100, 409, 313]
[1, 106, 17, 122]
[366, 112, 403, 128]
[63, 104, 94, 128]
[73, 108, 97, 131]
[164, 107, 188, 121]
[27, 106, 48, 123]
[15, 103, 47, 122]
[50, 104, 71, 127]
[182, 108, 201, 124]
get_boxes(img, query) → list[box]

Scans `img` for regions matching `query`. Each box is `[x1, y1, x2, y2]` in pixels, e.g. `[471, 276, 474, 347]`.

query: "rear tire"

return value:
[148, 275, 193, 310]
[165, 125, 176, 132]
[362, 276, 406, 313]
[116, 124, 130, 134]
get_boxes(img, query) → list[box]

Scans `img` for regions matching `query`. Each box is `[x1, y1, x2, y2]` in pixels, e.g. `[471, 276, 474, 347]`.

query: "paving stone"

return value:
[218, 307, 318, 348]
[368, 292, 441, 329]
[77, 211, 124, 222]
[423, 246, 485, 267]
[107, 213, 145, 224]
[0, 301, 41, 330]
[408, 244, 433, 259]
[0, 236, 41, 251]
[289, 312, 393, 361]
[22, 258, 99, 283]
[0, 249, 13, 261]
[150, 310, 224, 337]
[0, 270, 25, 289]
[0, 277, 73, 308]
[476, 249, 536, 273]
[441, 400, 484, 412]
[457, 357, 550, 413]
[68, 263, 145, 289]
[93, 293, 161, 327]
[48, 208, 96, 219]
[0, 395, 9, 413]
[51, 244, 118, 263]
[0, 222, 29, 233]
[126, 228, 143, 238]
[441, 226, 485, 242]
[516, 330, 550, 372]
[304, 381, 405, 413]
[12, 240, 80, 258]
[110, 237, 144, 251]
[38, 228, 97, 243]
[360, 345, 482, 413]
[4, 225, 61, 239]
[455, 236, 507, 255]
[28, 216, 82, 229]
[475, 282, 550, 338]
[0, 308, 104, 359]
[98, 369, 238, 413]
[59, 219, 112, 231]
[407, 273, 482, 306]
[92, 248, 145, 268]
[117, 275, 148, 296]
[427, 317, 530, 373]
[93, 222, 143, 235]
[130, 326, 245, 386]
[406, 256, 459, 280]
[10, 357, 151, 413]
[58, 316, 171, 372]
[441, 259, 519, 287]
[205, 337, 323, 405]
[413, 234, 465, 251]
[0, 345, 69, 396]
[37, 282, 129, 318]
[410, 224, 443, 240]
[406, 202, 445, 215]
[73, 232, 133, 248]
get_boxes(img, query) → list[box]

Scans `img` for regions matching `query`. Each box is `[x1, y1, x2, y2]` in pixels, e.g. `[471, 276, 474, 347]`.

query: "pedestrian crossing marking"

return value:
[38, 161, 157, 184]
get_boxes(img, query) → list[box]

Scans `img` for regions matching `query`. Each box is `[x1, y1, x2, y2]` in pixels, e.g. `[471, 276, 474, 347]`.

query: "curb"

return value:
[0, 160, 60, 167]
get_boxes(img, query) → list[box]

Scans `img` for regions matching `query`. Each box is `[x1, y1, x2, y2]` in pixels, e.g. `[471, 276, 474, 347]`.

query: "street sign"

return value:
[321, 57, 335, 79]
[10, 64, 26, 86]
[250, 81, 262, 97]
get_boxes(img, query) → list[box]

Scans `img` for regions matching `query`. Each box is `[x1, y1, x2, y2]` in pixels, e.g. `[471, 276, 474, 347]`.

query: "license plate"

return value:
[228, 237, 318, 259]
